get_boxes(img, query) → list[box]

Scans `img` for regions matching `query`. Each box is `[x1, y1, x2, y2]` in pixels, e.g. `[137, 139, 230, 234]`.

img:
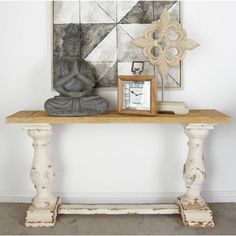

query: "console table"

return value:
[6, 109, 230, 228]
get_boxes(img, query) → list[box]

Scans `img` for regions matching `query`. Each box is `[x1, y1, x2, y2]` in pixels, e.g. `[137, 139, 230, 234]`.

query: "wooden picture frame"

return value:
[118, 76, 157, 116]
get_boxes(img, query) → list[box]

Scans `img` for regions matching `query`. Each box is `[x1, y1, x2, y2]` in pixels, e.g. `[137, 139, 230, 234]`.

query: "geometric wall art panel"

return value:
[53, 1, 181, 89]
[54, 1, 80, 24]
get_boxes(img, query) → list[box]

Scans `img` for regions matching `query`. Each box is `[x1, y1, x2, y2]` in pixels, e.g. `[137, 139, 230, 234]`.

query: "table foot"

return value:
[25, 197, 61, 227]
[178, 124, 215, 228]
[176, 197, 214, 227]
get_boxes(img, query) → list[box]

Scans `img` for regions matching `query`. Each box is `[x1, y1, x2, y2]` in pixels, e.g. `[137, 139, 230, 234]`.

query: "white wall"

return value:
[0, 1, 235, 203]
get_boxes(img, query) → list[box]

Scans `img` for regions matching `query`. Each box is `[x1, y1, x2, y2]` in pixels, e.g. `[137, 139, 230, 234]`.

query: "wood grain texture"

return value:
[6, 110, 230, 124]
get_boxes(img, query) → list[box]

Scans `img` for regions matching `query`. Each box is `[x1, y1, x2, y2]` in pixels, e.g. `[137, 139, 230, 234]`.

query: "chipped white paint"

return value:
[25, 197, 61, 227]
[18, 122, 218, 228]
[23, 124, 60, 227]
[176, 198, 214, 227]
[58, 204, 180, 215]
[177, 124, 215, 227]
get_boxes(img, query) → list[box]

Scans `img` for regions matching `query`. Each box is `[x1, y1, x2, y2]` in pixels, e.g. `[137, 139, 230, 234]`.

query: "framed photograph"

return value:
[53, 0, 181, 89]
[118, 76, 157, 116]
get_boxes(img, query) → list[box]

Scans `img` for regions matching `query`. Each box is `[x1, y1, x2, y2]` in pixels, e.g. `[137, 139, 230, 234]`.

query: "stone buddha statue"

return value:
[44, 24, 109, 116]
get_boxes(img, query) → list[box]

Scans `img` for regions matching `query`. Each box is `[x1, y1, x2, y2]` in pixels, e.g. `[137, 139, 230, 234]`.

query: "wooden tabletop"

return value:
[5, 110, 230, 124]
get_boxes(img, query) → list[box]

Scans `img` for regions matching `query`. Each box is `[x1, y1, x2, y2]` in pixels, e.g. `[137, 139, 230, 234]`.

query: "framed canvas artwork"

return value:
[53, 0, 181, 89]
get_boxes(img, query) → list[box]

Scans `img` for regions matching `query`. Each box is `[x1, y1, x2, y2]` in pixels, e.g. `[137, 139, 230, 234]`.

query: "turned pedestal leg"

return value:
[24, 124, 61, 227]
[176, 124, 215, 227]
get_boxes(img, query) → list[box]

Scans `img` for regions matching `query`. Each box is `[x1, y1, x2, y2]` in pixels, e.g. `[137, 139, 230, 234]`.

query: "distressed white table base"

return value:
[176, 198, 213, 227]
[25, 197, 61, 227]
[24, 124, 60, 227]
[176, 124, 215, 227]
[59, 204, 179, 215]
[23, 123, 215, 228]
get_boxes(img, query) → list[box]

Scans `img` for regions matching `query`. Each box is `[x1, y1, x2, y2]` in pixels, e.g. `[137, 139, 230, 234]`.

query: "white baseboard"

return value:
[0, 191, 236, 203]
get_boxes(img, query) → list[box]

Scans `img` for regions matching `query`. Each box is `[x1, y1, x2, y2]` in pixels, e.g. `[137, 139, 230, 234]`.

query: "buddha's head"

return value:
[63, 24, 81, 57]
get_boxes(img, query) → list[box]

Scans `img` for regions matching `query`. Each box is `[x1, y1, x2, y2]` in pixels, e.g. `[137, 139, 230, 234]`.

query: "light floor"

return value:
[0, 203, 236, 235]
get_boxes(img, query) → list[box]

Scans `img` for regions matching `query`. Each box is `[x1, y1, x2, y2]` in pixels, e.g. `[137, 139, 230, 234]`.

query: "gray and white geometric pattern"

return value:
[53, 0, 181, 88]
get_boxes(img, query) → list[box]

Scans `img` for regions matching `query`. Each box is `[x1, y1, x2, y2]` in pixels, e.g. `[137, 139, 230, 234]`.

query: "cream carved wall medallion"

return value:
[132, 9, 199, 114]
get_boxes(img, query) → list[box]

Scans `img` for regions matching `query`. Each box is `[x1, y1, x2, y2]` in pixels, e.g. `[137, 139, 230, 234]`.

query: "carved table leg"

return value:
[176, 124, 215, 227]
[23, 124, 61, 227]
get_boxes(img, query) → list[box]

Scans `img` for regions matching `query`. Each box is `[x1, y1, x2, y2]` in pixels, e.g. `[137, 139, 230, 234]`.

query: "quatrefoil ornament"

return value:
[132, 9, 200, 79]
